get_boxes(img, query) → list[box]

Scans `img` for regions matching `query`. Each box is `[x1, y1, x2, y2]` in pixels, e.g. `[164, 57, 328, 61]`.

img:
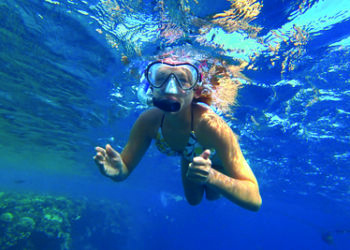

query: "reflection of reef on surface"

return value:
[211, 0, 262, 36]
[0, 192, 130, 250]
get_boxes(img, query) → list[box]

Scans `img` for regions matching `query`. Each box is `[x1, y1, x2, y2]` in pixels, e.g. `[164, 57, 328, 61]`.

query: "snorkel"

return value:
[137, 74, 153, 106]
[152, 98, 181, 112]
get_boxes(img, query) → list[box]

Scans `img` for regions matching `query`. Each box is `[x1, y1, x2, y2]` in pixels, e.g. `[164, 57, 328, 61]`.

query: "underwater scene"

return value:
[0, 0, 349, 249]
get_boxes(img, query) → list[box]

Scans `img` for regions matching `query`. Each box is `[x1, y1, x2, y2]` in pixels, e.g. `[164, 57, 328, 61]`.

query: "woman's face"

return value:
[152, 66, 194, 112]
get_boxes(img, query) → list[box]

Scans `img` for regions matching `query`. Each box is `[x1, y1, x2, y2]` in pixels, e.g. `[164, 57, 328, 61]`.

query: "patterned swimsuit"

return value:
[155, 107, 216, 161]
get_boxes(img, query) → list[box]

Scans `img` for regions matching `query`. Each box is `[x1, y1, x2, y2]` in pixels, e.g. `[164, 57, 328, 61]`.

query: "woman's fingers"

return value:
[187, 162, 210, 182]
[94, 145, 122, 179]
[189, 164, 209, 175]
[187, 153, 212, 184]
[106, 144, 119, 159]
[186, 171, 208, 182]
[200, 149, 211, 160]
[93, 154, 105, 166]
[95, 146, 106, 157]
[191, 159, 211, 170]
[192, 154, 211, 165]
[94, 154, 113, 177]
[94, 151, 105, 162]
[187, 169, 207, 178]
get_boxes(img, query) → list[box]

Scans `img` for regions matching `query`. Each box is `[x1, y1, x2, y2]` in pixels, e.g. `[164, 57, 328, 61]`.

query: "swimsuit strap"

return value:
[160, 113, 165, 128]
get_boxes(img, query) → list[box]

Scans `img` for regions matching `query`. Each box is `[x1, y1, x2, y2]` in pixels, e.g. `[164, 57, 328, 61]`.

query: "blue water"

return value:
[0, 0, 349, 249]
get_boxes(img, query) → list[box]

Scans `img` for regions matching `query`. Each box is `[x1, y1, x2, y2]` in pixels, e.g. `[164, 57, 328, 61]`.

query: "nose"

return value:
[164, 75, 179, 94]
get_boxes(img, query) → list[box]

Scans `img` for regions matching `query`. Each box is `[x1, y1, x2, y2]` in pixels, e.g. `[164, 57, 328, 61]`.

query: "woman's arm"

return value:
[94, 110, 155, 181]
[195, 111, 262, 211]
[120, 111, 155, 174]
[206, 146, 262, 211]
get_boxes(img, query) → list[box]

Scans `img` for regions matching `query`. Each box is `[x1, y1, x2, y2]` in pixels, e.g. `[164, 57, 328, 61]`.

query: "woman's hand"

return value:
[186, 149, 214, 184]
[93, 144, 127, 181]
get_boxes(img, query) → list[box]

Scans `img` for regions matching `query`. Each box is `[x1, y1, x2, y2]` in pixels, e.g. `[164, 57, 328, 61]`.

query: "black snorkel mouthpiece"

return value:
[153, 98, 181, 112]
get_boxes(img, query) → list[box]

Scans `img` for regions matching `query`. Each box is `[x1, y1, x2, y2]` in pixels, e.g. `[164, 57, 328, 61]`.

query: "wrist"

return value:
[112, 162, 129, 182]
[206, 167, 218, 186]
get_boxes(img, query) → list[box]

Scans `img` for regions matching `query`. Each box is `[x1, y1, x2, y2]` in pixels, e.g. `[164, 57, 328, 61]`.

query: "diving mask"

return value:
[145, 61, 202, 91]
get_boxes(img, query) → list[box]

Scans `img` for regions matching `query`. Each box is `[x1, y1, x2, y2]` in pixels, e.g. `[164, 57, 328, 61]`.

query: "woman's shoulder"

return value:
[136, 108, 163, 137]
[193, 103, 224, 128]
[193, 103, 233, 142]
[141, 107, 163, 117]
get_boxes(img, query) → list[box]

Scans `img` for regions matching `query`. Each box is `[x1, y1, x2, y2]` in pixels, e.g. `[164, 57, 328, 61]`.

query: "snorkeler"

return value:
[93, 57, 262, 211]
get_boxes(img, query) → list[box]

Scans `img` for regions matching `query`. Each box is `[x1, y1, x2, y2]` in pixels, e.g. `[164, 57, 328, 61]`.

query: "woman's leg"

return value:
[205, 186, 221, 200]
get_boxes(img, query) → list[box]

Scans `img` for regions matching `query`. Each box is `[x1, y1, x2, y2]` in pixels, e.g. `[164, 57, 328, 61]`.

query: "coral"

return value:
[17, 217, 36, 231]
[0, 212, 14, 223]
[0, 192, 129, 250]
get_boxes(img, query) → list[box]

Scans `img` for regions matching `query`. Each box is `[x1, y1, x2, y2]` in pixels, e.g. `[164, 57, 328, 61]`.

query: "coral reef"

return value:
[0, 192, 129, 250]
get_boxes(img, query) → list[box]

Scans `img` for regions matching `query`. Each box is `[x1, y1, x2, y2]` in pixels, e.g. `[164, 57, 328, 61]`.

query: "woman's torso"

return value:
[145, 104, 223, 165]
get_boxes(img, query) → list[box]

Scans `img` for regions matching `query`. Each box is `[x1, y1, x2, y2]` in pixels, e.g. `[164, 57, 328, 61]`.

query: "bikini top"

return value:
[154, 107, 216, 162]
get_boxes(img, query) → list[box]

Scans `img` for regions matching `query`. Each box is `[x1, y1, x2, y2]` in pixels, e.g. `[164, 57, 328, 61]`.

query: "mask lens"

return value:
[146, 62, 199, 90]
[147, 63, 167, 87]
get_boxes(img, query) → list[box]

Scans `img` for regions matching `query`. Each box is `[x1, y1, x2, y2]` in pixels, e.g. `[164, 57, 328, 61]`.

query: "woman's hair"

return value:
[193, 61, 242, 112]
[155, 46, 243, 113]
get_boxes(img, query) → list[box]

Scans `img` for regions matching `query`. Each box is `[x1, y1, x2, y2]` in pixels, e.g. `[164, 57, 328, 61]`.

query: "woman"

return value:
[93, 58, 262, 211]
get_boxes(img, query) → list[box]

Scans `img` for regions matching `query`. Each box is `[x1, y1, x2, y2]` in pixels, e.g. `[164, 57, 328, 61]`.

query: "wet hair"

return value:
[194, 61, 242, 112]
